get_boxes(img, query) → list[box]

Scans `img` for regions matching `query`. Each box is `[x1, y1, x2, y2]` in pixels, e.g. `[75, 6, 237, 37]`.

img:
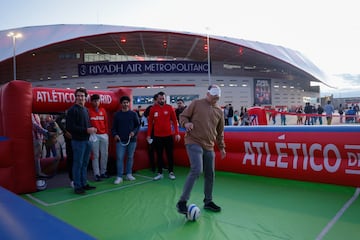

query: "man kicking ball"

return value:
[176, 85, 226, 214]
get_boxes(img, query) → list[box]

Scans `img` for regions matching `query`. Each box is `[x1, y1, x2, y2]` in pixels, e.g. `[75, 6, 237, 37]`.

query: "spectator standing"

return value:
[135, 105, 142, 120]
[241, 108, 250, 126]
[32, 113, 49, 178]
[280, 107, 286, 125]
[239, 106, 245, 123]
[143, 94, 158, 172]
[296, 106, 303, 125]
[223, 104, 229, 126]
[175, 99, 187, 121]
[112, 96, 140, 184]
[147, 91, 181, 180]
[317, 104, 324, 125]
[227, 104, 234, 125]
[338, 104, 344, 123]
[354, 104, 360, 117]
[88, 94, 109, 181]
[304, 102, 312, 125]
[269, 108, 277, 125]
[55, 112, 74, 188]
[311, 104, 317, 125]
[176, 85, 226, 214]
[233, 110, 240, 126]
[66, 87, 97, 195]
[324, 100, 335, 125]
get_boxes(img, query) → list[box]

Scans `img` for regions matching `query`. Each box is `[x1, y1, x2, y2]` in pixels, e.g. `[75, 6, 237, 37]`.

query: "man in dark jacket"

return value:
[66, 87, 97, 194]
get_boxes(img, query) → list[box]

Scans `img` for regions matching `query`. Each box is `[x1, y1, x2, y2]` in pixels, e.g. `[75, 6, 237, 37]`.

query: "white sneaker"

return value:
[114, 177, 123, 184]
[153, 173, 163, 181]
[70, 181, 74, 188]
[169, 172, 176, 180]
[126, 174, 136, 181]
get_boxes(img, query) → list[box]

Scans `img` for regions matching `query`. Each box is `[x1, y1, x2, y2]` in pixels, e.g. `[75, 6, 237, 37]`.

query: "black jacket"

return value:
[66, 104, 91, 141]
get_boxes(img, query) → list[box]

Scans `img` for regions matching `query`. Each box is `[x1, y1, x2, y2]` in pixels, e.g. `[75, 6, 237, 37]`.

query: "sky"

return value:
[1, 0, 359, 97]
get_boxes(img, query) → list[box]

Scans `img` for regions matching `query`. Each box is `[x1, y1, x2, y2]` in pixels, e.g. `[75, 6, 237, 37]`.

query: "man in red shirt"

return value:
[88, 94, 109, 181]
[147, 91, 181, 180]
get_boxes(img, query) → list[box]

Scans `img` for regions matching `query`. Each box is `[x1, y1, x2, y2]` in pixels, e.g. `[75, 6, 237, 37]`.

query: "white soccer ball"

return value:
[36, 179, 47, 191]
[187, 204, 201, 221]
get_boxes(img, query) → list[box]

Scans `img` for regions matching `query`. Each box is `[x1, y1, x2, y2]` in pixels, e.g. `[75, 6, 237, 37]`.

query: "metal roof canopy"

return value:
[0, 24, 329, 85]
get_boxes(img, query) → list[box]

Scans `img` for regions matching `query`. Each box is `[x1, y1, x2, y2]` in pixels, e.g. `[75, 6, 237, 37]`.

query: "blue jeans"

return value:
[180, 144, 215, 204]
[228, 117, 233, 126]
[318, 116, 323, 125]
[71, 140, 92, 189]
[116, 141, 137, 177]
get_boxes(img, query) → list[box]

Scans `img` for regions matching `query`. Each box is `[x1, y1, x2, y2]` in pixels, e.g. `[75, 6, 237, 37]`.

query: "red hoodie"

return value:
[88, 106, 108, 134]
[147, 104, 179, 137]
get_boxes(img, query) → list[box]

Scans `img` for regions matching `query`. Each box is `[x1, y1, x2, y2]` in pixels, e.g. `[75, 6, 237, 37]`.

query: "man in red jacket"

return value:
[147, 91, 181, 180]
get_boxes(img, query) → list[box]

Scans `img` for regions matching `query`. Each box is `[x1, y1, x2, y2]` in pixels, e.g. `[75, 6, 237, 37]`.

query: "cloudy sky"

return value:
[1, 0, 359, 97]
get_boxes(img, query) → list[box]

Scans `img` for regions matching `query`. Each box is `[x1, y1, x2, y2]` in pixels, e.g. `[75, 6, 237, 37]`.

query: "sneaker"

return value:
[95, 175, 101, 181]
[168, 172, 176, 180]
[74, 188, 85, 195]
[126, 174, 136, 181]
[83, 184, 96, 190]
[70, 181, 74, 189]
[176, 201, 188, 214]
[153, 173, 163, 181]
[204, 201, 221, 212]
[114, 177, 123, 184]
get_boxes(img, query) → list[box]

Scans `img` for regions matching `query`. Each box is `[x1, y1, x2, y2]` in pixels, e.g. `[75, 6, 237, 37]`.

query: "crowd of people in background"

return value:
[222, 100, 360, 126]
[293, 101, 359, 125]
[33, 90, 360, 193]
[223, 104, 251, 126]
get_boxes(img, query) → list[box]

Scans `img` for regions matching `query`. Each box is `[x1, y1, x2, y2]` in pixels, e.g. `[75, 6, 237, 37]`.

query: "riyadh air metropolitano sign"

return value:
[78, 61, 209, 76]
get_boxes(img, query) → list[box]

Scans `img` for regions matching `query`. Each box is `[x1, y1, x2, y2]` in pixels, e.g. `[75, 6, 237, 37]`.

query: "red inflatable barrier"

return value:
[0, 81, 35, 193]
[0, 81, 133, 194]
[0, 139, 14, 191]
[1, 80, 359, 194]
[172, 126, 360, 187]
[32, 87, 129, 113]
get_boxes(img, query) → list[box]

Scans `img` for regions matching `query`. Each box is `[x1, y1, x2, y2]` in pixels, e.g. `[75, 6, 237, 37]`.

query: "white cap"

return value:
[208, 85, 221, 97]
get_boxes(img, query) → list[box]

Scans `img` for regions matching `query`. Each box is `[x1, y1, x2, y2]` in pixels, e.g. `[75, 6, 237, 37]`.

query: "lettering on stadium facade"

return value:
[78, 61, 209, 76]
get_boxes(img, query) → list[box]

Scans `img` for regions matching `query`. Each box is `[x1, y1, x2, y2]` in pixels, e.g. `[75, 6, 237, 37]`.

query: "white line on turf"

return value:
[316, 187, 360, 240]
[26, 173, 154, 207]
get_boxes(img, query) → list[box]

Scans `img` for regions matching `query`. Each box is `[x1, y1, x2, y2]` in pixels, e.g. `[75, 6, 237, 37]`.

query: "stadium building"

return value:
[0, 24, 329, 110]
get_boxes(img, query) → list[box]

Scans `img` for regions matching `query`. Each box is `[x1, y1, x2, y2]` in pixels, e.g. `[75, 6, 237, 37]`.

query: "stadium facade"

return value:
[0, 24, 329, 110]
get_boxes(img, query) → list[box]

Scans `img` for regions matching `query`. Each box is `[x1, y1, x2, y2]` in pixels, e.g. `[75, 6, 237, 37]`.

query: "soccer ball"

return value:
[187, 204, 201, 221]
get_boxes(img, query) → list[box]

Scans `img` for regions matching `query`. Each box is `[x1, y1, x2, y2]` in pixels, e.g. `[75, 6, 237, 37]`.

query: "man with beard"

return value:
[147, 91, 181, 180]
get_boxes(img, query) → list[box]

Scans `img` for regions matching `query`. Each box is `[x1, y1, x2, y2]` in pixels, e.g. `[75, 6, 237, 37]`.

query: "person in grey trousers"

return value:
[176, 84, 226, 214]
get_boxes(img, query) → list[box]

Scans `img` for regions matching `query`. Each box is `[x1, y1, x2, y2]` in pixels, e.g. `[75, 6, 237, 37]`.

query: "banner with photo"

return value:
[254, 79, 271, 105]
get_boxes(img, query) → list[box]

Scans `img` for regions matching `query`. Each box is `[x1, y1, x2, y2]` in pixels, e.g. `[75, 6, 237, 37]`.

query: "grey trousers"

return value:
[179, 144, 215, 204]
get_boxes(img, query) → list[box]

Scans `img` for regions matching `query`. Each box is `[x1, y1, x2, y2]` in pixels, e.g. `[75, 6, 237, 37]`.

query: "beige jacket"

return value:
[179, 98, 225, 151]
